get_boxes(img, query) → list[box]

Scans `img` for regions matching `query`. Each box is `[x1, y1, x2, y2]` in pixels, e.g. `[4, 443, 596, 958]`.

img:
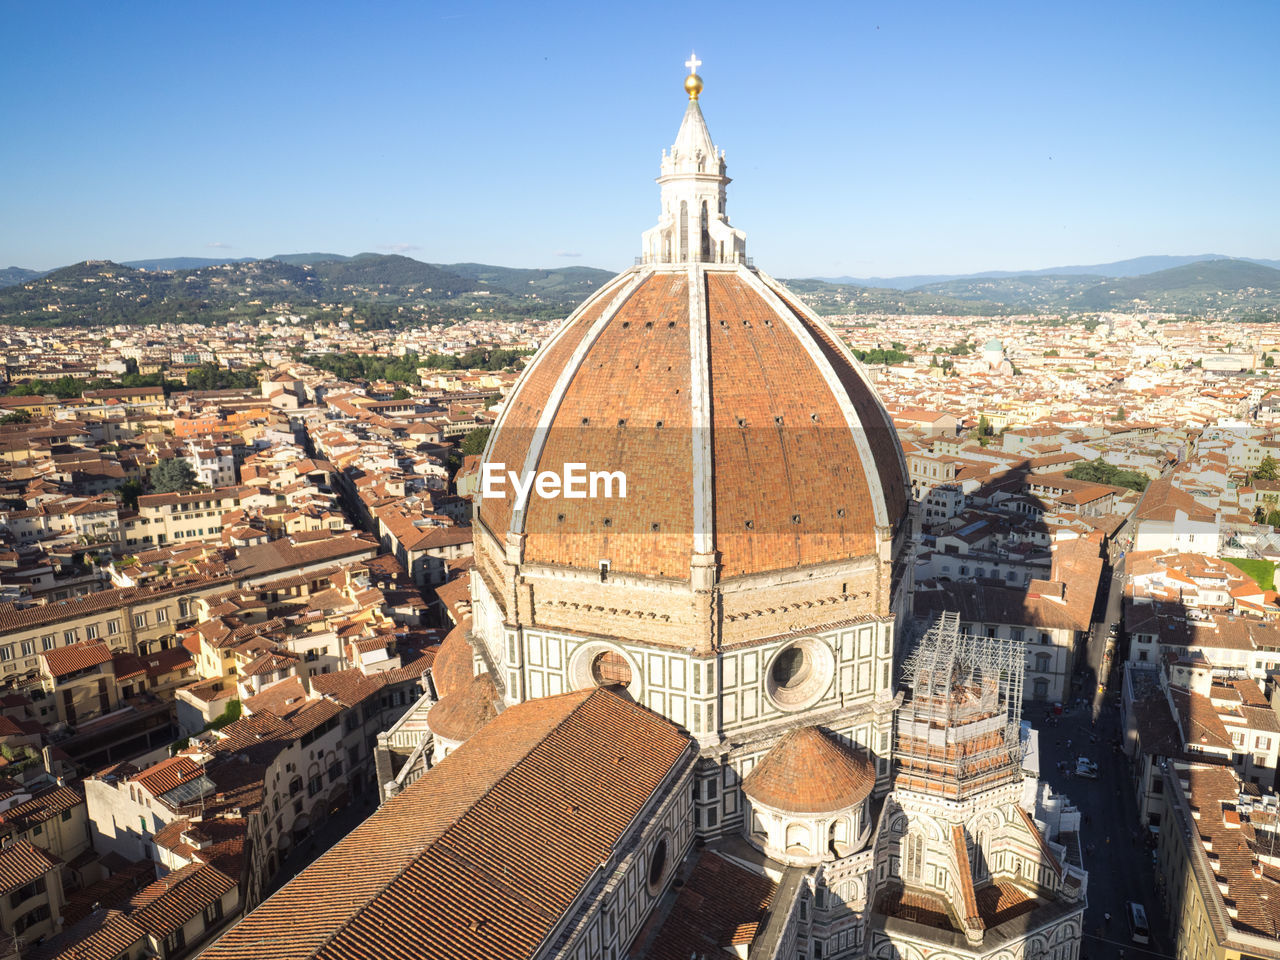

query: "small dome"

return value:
[431, 619, 474, 699]
[429, 673, 500, 744]
[743, 726, 875, 814]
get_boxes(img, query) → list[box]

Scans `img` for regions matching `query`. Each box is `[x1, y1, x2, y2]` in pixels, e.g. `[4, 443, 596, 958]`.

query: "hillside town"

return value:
[0, 302, 1278, 960]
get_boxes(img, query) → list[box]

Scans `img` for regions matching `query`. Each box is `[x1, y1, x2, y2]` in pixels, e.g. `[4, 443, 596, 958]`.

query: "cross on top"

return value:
[685, 51, 702, 75]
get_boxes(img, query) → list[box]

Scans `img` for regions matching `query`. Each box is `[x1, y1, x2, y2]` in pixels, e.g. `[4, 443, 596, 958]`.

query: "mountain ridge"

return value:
[818, 254, 1280, 290]
[3, 253, 1280, 325]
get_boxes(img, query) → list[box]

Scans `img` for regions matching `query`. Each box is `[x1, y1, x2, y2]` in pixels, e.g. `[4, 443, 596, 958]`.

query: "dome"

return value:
[480, 267, 905, 580]
[742, 726, 876, 814]
[431, 619, 474, 699]
[428, 672, 501, 744]
[469, 65, 910, 657]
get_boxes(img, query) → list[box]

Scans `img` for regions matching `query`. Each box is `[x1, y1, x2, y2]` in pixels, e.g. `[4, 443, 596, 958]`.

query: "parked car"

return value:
[1127, 901, 1150, 944]
[1075, 757, 1099, 779]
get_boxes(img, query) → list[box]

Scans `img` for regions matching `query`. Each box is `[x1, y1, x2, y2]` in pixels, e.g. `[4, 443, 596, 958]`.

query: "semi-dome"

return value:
[742, 726, 876, 815]
[429, 672, 501, 745]
[470, 66, 910, 657]
[431, 619, 474, 699]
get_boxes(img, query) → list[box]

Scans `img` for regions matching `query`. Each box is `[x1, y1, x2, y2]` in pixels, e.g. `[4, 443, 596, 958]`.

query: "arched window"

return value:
[647, 838, 668, 893]
[785, 822, 811, 853]
[829, 818, 849, 855]
[904, 832, 924, 882]
[972, 829, 990, 881]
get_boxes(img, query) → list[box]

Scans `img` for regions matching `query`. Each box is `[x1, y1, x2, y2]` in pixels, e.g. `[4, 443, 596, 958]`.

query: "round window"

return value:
[771, 646, 811, 690]
[647, 837, 668, 891]
[764, 638, 835, 711]
[590, 650, 633, 688]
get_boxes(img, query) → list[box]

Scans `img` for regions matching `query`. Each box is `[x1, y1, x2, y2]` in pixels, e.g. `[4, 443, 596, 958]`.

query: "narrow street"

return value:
[1087, 555, 1126, 720]
[1033, 698, 1172, 960]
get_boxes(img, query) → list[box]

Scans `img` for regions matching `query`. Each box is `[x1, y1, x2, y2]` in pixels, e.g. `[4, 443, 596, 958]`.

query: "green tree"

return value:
[186, 363, 262, 391]
[1268, 509, 1280, 529]
[391, 387, 412, 401]
[150, 458, 197, 493]
[976, 415, 994, 437]
[0, 409, 31, 424]
[119, 478, 144, 510]
[1065, 457, 1149, 492]
[460, 426, 491, 457]
[1113, 405, 1127, 421]
[1256, 455, 1279, 482]
[853, 347, 912, 365]
[1266, 354, 1275, 368]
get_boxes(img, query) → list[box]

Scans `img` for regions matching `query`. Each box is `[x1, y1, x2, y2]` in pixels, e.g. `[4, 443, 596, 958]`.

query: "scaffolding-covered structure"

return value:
[894, 612, 1025, 800]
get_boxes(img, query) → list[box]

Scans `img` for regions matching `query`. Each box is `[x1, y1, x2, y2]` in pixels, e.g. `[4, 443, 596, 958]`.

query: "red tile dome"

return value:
[479, 263, 907, 582]
[742, 726, 876, 814]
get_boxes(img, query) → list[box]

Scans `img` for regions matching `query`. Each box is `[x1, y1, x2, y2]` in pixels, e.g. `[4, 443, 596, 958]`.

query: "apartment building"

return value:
[123, 488, 248, 547]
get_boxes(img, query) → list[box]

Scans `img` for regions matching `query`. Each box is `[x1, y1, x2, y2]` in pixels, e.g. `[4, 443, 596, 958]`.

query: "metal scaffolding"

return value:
[894, 612, 1026, 800]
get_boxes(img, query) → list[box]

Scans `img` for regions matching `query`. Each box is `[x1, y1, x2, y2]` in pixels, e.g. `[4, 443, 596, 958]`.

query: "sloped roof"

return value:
[640, 850, 776, 960]
[0, 839, 60, 895]
[42, 639, 113, 678]
[202, 687, 691, 960]
[1137, 477, 1217, 523]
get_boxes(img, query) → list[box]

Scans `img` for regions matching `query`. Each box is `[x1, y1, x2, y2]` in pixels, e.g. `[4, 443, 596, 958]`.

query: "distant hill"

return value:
[0, 253, 616, 328]
[309, 254, 478, 294]
[818, 254, 1280, 290]
[439, 262, 616, 298]
[788, 258, 1280, 318]
[6, 251, 1280, 325]
[1065, 259, 1280, 313]
[269, 252, 352, 266]
[910, 274, 1104, 308]
[123, 256, 256, 271]
[0, 267, 42, 288]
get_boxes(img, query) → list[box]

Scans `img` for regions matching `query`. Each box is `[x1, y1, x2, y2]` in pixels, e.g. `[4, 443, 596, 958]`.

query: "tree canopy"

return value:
[1066, 457, 1149, 492]
[460, 426, 491, 457]
[150, 458, 198, 494]
[185, 363, 263, 391]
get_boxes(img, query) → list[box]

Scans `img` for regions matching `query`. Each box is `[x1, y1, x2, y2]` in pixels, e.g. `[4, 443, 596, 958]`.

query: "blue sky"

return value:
[3, 0, 1278, 278]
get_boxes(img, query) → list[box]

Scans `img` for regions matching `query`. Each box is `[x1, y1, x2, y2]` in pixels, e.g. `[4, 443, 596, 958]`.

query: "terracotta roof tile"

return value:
[0, 838, 59, 895]
[428, 673, 500, 742]
[431, 620, 474, 699]
[41, 639, 113, 678]
[131, 757, 203, 798]
[129, 862, 236, 937]
[642, 851, 776, 960]
[203, 687, 692, 960]
[0, 785, 83, 833]
[742, 726, 875, 814]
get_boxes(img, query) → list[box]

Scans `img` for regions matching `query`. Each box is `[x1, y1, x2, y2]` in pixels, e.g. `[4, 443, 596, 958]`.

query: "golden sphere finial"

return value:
[684, 51, 703, 100]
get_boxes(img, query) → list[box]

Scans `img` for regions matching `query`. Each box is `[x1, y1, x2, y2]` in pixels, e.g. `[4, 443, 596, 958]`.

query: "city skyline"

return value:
[3, 0, 1279, 277]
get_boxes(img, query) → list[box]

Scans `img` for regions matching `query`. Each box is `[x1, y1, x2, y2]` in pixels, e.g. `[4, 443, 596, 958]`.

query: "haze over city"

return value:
[3, 0, 1279, 277]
